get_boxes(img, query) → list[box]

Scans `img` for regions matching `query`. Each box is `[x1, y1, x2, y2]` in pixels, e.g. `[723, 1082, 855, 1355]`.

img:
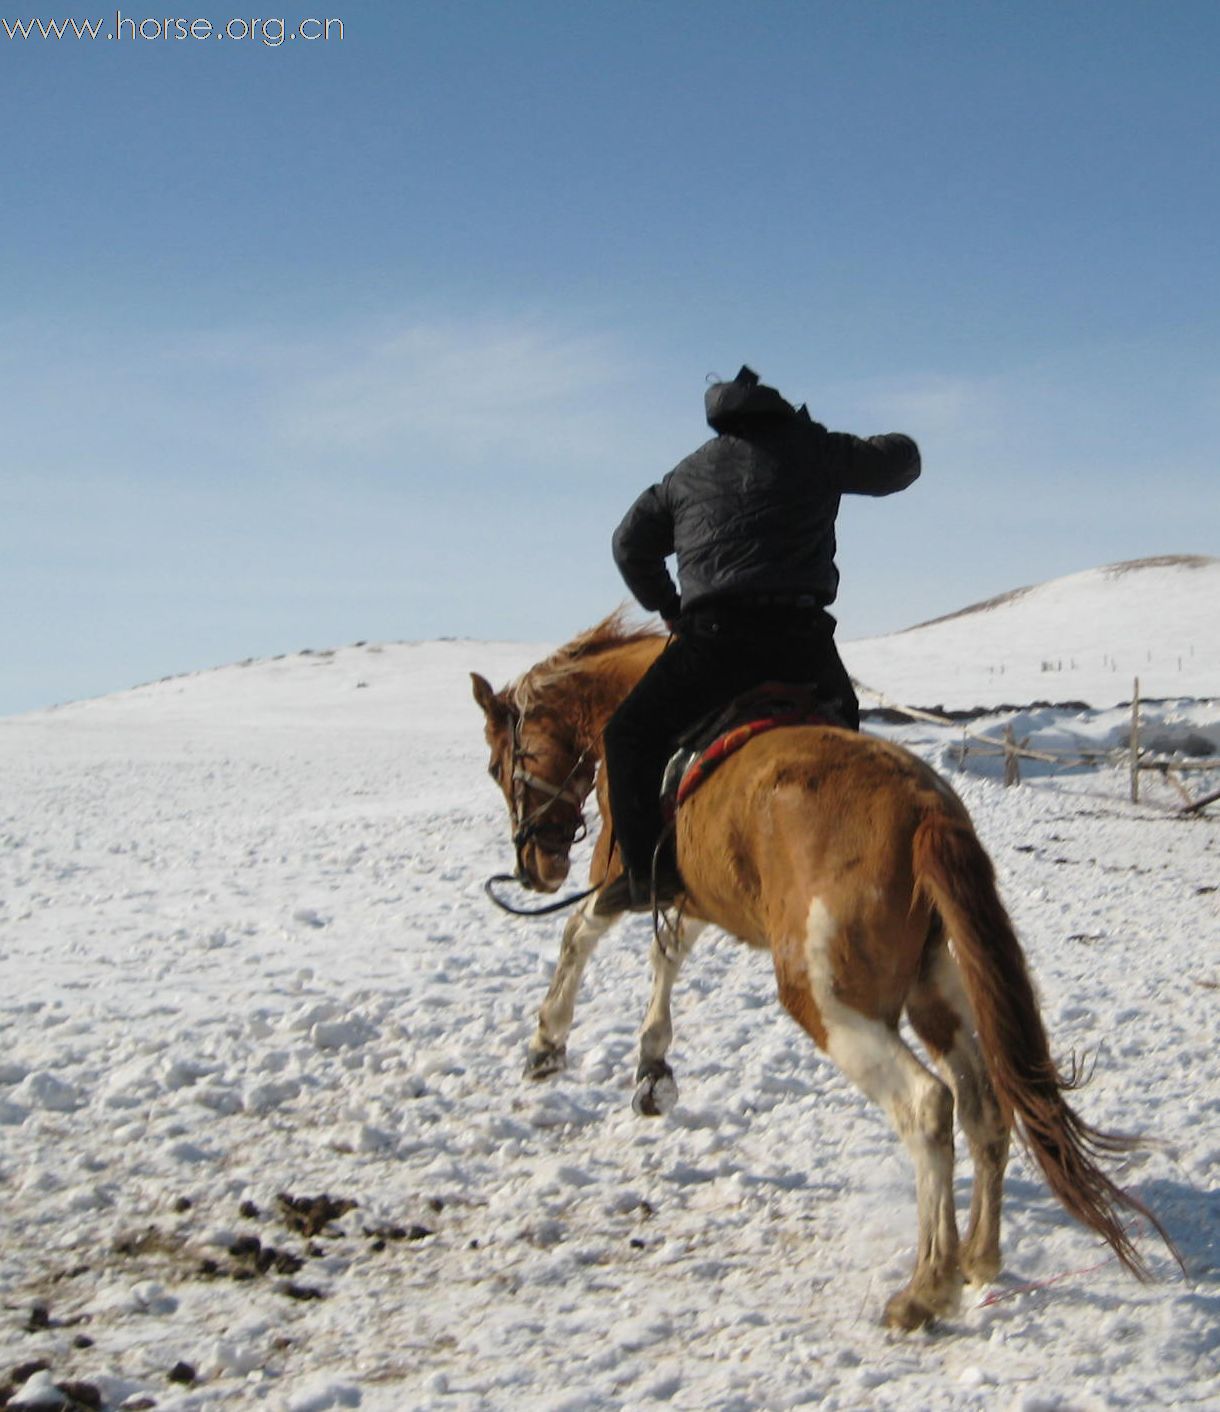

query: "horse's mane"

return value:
[510, 608, 661, 712]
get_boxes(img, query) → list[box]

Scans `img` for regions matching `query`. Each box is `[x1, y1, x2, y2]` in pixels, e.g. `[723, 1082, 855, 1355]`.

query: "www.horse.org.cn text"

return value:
[1, 12, 345, 45]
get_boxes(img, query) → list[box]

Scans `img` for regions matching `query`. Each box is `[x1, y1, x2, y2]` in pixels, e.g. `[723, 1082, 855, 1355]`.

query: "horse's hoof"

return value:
[523, 1046, 566, 1081]
[883, 1275, 960, 1331]
[882, 1289, 937, 1332]
[632, 1066, 678, 1117]
[961, 1246, 1002, 1286]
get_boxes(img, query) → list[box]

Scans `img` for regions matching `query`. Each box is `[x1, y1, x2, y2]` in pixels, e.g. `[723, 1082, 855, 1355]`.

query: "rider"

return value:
[597, 365, 920, 914]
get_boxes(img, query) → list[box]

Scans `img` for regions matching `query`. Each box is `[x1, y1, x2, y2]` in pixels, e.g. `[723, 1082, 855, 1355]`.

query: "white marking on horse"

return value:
[531, 898, 613, 1057]
[802, 897, 960, 1321]
[802, 899, 918, 1116]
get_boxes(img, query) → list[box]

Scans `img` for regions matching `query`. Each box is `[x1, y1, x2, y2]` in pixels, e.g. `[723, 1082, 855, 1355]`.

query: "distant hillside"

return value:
[843, 555, 1220, 711]
[8, 556, 1216, 727]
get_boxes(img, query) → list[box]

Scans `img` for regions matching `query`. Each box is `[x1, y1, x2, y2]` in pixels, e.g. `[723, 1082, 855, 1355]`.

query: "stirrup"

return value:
[594, 868, 681, 916]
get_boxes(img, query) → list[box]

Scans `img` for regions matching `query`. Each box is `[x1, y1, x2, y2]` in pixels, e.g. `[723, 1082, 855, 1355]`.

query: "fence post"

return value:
[1004, 723, 1020, 787]
[1130, 676, 1140, 803]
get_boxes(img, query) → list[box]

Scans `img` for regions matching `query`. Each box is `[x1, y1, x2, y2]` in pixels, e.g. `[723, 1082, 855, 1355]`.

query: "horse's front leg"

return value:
[525, 898, 614, 1079]
[633, 918, 703, 1116]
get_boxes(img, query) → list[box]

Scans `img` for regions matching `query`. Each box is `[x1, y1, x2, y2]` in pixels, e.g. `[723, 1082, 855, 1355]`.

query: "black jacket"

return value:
[612, 379, 920, 621]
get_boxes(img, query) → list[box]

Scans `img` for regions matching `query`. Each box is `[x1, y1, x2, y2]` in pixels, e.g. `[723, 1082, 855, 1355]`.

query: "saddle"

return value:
[659, 682, 845, 821]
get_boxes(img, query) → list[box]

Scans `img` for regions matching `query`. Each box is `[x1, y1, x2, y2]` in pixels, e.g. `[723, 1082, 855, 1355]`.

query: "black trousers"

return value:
[602, 604, 859, 881]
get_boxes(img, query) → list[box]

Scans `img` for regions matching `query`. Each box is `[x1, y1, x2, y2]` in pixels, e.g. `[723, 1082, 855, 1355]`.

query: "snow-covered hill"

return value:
[1, 570, 1217, 1411]
[844, 555, 1220, 710]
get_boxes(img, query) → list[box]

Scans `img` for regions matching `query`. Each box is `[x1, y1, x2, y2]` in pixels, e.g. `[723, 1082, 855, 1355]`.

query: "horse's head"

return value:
[471, 672, 595, 893]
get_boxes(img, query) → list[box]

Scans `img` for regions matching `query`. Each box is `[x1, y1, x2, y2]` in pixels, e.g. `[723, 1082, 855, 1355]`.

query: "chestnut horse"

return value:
[471, 614, 1175, 1329]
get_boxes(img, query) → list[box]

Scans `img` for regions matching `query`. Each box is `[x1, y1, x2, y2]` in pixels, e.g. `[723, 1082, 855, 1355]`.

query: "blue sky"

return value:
[3, 0, 1218, 714]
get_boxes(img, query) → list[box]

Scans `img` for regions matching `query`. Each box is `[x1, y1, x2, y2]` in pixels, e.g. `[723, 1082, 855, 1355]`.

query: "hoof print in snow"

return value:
[238, 1200, 261, 1220]
[278, 1282, 325, 1302]
[167, 1361, 196, 1385]
[276, 1193, 357, 1238]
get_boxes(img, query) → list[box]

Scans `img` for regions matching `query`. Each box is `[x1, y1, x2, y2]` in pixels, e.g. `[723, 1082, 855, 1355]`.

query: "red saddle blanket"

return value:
[660, 684, 843, 819]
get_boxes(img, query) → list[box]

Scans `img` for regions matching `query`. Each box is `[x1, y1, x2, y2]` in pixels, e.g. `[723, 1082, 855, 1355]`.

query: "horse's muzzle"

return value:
[515, 839, 571, 894]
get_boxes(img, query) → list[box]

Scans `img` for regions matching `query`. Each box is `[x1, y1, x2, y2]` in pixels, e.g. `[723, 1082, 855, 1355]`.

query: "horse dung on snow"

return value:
[472, 614, 1177, 1330]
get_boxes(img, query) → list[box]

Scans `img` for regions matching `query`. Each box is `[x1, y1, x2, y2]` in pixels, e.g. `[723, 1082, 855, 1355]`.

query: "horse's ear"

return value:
[470, 672, 507, 724]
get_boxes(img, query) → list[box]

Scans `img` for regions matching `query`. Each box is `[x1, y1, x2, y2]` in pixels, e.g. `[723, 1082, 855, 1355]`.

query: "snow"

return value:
[1, 565, 1218, 1410]
[844, 555, 1220, 710]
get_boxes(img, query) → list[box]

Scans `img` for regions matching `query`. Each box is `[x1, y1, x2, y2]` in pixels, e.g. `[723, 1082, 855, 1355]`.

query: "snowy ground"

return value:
[844, 556, 1220, 710]
[1, 639, 1218, 1411]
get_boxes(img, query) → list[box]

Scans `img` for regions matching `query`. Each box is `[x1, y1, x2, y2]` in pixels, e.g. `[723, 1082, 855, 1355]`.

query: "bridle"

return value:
[483, 700, 684, 932]
[506, 709, 592, 854]
[484, 706, 602, 916]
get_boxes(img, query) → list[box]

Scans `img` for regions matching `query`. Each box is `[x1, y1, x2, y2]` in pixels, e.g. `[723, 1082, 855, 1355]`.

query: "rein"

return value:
[483, 873, 599, 917]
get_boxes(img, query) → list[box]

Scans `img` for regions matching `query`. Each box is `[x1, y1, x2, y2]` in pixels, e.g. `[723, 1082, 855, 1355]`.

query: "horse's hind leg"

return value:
[634, 918, 704, 1117]
[907, 935, 1010, 1284]
[836, 1023, 961, 1328]
[526, 899, 614, 1079]
[774, 902, 961, 1330]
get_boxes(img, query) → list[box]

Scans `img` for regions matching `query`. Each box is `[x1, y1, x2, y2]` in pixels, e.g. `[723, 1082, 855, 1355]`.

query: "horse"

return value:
[471, 612, 1177, 1329]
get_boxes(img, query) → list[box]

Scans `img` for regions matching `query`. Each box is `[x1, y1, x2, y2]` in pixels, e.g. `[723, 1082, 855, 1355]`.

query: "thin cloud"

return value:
[0, 312, 675, 491]
[823, 372, 1006, 448]
[267, 319, 643, 472]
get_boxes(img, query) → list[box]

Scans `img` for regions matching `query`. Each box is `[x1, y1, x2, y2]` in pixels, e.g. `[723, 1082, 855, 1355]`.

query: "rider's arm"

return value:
[826, 430, 921, 497]
[611, 482, 682, 622]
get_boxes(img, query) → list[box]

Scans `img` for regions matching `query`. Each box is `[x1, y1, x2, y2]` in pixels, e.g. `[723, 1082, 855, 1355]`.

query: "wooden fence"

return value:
[1128, 677, 1220, 812]
[856, 678, 1219, 815]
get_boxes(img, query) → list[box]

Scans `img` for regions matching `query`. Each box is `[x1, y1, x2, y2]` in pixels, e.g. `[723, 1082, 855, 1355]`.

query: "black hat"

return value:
[704, 365, 795, 432]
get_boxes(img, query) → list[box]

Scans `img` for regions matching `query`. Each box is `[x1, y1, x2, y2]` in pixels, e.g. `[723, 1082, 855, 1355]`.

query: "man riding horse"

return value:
[473, 395, 1178, 1325]
[599, 365, 921, 913]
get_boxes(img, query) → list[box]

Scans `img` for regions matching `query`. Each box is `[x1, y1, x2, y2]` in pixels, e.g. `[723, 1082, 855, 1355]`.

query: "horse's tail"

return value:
[912, 809, 1179, 1278]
